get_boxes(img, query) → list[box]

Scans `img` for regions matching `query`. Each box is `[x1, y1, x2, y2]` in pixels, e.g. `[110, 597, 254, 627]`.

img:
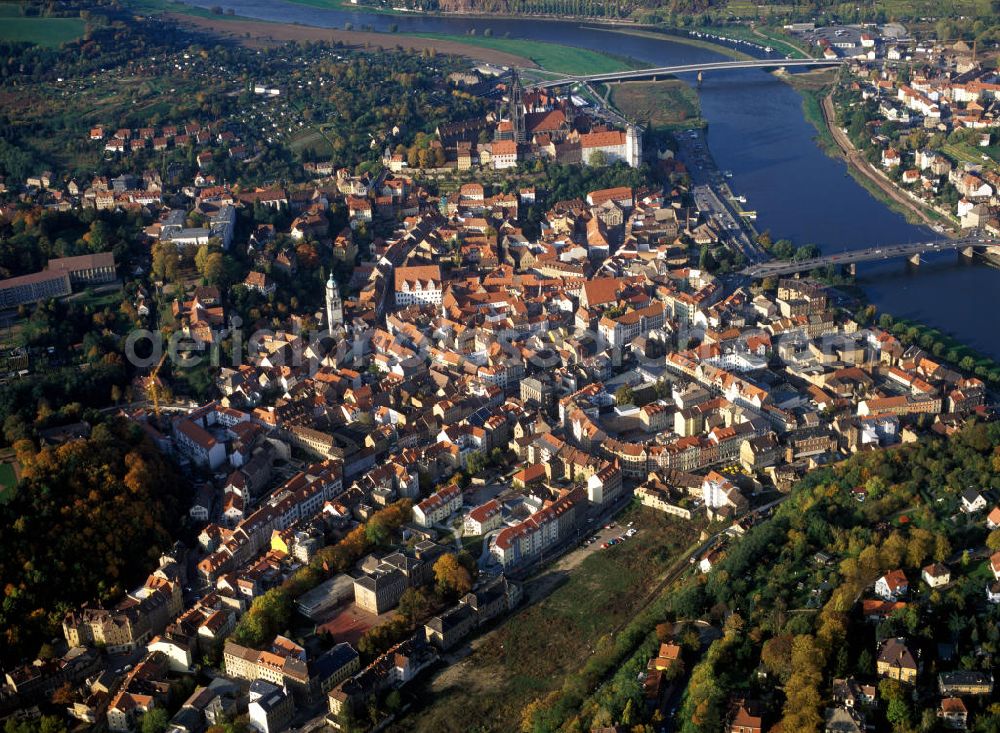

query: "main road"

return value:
[533, 57, 843, 88]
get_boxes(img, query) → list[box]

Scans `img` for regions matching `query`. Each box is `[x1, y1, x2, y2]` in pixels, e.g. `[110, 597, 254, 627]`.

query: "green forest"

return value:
[0, 419, 190, 664]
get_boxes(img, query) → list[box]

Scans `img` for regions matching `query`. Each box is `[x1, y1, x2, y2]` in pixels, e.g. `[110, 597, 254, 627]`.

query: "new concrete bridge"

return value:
[739, 236, 1000, 279]
[533, 57, 843, 89]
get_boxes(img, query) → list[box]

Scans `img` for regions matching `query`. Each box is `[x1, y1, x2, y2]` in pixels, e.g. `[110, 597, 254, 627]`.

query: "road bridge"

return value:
[739, 237, 999, 279]
[532, 58, 843, 89]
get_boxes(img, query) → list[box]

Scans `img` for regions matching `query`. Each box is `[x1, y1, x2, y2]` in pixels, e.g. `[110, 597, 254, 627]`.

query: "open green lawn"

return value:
[0, 15, 86, 47]
[411, 33, 640, 75]
[124, 0, 248, 20]
[0, 462, 17, 504]
[608, 78, 702, 129]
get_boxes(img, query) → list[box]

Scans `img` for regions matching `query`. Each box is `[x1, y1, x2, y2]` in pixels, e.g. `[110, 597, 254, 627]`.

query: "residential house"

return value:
[874, 569, 909, 601]
[939, 670, 993, 696]
[824, 706, 864, 733]
[464, 499, 503, 536]
[248, 680, 295, 733]
[937, 697, 968, 730]
[413, 483, 462, 528]
[922, 563, 950, 588]
[961, 488, 987, 513]
[729, 700, 762, 733]
[876, 637, 917, 683]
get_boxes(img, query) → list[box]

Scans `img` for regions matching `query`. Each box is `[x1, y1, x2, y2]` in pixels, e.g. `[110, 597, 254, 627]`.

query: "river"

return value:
[182, 0, 1000, 358]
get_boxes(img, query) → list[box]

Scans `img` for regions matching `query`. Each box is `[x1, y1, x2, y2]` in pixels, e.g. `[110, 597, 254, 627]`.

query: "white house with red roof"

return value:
[875, 569, 909, 600]
[463, 499, 503, 536]
[413, 482, 463, 528]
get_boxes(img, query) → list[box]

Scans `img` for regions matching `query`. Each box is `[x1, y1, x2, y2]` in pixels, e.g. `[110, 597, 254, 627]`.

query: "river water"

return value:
[183, 0, 1000, 357]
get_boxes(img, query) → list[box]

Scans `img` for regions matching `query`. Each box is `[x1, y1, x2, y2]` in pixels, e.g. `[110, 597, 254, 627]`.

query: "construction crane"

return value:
[149, 351, 168, 421]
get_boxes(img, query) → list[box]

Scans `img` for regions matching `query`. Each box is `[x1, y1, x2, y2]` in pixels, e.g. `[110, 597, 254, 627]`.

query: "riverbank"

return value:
[695, 23, 810, 59]
[584, 26, 752, 61]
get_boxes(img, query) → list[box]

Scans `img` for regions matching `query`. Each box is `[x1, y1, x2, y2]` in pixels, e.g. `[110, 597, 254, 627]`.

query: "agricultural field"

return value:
[608, 79, 702, 130]
[0, 6, 86, 47]
[388, 504, 703, 733]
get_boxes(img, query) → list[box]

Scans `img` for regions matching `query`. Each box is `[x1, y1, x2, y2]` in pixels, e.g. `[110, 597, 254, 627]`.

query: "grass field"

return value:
[0, 462, 18, 504]
[125, 0, 248, 20]
[942, 140, 1000, 174]
[608, 79, 702, 129]
[0, 13, 86, 47]
[411, 33, 640, 74]
[389, 505, 702, 733]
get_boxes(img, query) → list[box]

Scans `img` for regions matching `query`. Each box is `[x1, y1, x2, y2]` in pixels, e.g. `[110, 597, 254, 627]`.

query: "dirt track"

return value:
[168, 13, 535, 67]
[820, 91, 948, 232]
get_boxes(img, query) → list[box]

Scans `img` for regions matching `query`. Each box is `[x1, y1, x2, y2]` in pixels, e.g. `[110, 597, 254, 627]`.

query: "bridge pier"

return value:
[843, 263, 856, 277]
[961, 246, 976, 259]
[908, 253, 921, 267]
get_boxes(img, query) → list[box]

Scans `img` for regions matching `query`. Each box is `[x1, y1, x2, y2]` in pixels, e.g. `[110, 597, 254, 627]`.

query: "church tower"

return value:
[626, 124, 642, 169]
[325, 272, 343, 330]
[510, 69, 526, 144]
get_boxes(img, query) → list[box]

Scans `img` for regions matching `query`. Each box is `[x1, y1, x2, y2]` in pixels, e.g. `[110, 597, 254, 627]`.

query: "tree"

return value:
[365, 516, 390, 546]
[397, 587, 432, 624]
[151, 240, 179, 282]
[230, 588, 292, 648]
[934, 533, 952, 563]
[760, 634, 794, 683]
[614, 384, 635, 406]
[589, 150, 609, 167]
[50, 681, 74, 705]
[779, 635, 824, 732]
[987, 529, 1000, 552]
[433, 553, 472, 598]
[139, 708, 169, 733]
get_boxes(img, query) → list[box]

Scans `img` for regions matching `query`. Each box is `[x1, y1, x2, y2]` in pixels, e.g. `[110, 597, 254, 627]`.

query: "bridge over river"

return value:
[533, 58, 844, 89]
[739, 237, 1000, 279]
